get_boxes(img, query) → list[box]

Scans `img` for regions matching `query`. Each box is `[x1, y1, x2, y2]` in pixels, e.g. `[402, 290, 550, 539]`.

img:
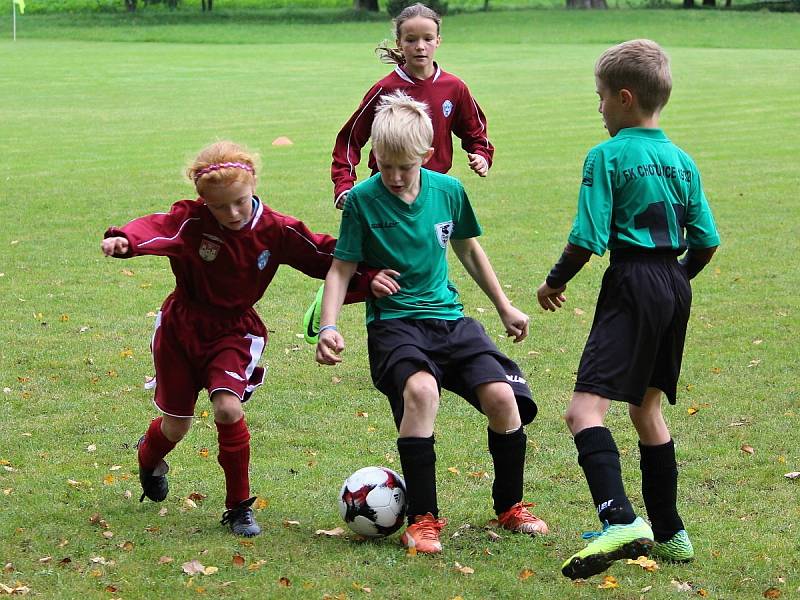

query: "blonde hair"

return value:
[595, 39, 672, 114]
[371, 91, 433, 160]
[376, 3, 442, 66]
[186, 140, 258, 195]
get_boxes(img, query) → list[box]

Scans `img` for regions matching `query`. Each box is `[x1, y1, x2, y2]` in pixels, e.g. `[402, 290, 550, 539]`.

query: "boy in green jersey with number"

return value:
[316, 91, 549, 554]
[536, 39, 720, 580]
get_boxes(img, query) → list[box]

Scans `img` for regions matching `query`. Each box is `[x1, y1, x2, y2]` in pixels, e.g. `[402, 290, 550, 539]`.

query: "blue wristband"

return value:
[319, 325, 338, 334]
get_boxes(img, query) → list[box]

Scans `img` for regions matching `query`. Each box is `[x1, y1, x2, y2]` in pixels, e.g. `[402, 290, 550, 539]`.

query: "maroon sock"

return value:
[138, 417, 177, 471]
[217, 418, 251, 509]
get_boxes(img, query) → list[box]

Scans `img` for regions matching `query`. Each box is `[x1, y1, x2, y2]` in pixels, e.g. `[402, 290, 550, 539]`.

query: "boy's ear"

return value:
[619, 88, 635, 108]
[421, 148, 434, 165]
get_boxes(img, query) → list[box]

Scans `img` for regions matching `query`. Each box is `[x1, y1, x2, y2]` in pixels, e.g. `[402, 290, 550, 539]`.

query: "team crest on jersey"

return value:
[257, 249, 270, 270]
[198, 239, 220, 262]
[435, 220, 454, 248]
[442, 99, 453, 118]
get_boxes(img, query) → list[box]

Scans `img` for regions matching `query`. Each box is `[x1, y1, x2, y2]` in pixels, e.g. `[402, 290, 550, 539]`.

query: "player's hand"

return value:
[101, 236, 129, 256]
[536, 281, 567, 312]
[499, 304, 529, 343]
[334, 191, 350, 210]
[316, 329, 345, 365]
[467, 154, 488, 177]
[370, 269, 401, 298]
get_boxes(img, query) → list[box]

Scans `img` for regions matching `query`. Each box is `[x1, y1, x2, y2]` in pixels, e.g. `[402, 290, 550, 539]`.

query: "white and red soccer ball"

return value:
[339, 466, 407, 537]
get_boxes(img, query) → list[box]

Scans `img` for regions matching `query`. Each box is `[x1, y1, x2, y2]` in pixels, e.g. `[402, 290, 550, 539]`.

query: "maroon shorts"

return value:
[147, 293, 267, 418]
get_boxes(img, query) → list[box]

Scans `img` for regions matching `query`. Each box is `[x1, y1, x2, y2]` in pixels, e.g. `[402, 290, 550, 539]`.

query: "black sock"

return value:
[397, 436, 438, 524]
[574, 426, 636, 525]
[488, 426, 526, 515]
[640, 439, 684, 542]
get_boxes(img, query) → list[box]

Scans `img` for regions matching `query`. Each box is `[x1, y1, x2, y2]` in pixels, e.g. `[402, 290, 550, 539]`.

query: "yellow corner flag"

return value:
[14, 0, 25, 14]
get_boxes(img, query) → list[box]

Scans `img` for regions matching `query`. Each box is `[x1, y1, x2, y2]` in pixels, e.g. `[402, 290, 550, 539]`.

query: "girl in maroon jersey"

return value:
[102, 141, 384, 536]
[330, 2, 493, 209]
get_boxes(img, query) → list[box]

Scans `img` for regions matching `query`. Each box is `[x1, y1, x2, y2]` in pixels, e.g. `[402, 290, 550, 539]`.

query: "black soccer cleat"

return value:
[136, 436, 170, 503]
[220, 496, 262, 537]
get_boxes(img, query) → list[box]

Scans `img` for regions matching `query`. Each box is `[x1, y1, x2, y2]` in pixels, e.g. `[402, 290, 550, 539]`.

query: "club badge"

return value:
[257, 249, 270, 270]
[442, 99, 453, 118]
[435, 220, 454, 249]
[198, 239, 220, 262]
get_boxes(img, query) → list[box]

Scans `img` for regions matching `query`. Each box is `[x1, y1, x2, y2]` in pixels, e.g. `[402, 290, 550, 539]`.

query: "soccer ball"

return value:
[339, 466, 407, 537]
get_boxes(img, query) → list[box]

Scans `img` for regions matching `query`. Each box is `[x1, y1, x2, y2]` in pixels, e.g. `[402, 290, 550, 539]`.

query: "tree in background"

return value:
[354, 0, 379, 9]
[566, 0, 608, 7]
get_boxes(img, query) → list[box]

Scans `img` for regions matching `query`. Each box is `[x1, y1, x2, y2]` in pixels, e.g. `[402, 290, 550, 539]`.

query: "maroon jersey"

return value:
[105, 197, 369, 313]
[331, 63, 494, 201]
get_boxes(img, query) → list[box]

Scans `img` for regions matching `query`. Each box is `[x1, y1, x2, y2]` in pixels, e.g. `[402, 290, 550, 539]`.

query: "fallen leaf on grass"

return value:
[641, 585, 653, 593]
[118, 541, 134, 551]
[231, 554, 245, 567]
[248, 559, 267, 571]
[198, 448, 209, 458]
[671, 579, 693, 592]
[283, 519, 300, 527]
[518, 568, 535, 580]
[38, 557, 52, 564]
[101, 531, 114, 539]
[158, 556, 174, 564]
[315, 527, 345, 537]
[741, 444, 755, 455]
[447, 467, 460, 475]
[597, 575, 619, 589]
[188, 492, 207, 503]
[158, 508, 168, 517]
[626, 556, 659, 571]
[0, 583, 31, 595]
[763, 588, 782, 598]
[784, 472, 800, 480]
[356, 411, 368, 418]
[203, 566, 218, 576]
[182, 560, 205, 575]
[255, 498, 269, 510]
[453, 562, 474, 575]
[278, 577, 291, 587]
[184, 499, 198, 510]
[486, 530, 501, 542]
[687, 407, 699, 416]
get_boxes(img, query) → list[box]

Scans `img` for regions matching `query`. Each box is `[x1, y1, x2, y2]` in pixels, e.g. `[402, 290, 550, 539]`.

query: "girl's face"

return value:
[202, 178, 255, 230]
[397, 16, 440, 79]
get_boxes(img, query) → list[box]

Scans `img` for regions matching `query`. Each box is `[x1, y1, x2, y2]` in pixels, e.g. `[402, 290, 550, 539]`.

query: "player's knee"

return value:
[403, 374, 439, 415]
[478, 383, 516, 420]
[211, 391, 244, 424]
[162, 415, 191, 442]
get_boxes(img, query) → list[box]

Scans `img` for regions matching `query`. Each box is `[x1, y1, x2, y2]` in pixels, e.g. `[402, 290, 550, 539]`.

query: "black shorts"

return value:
[575, 252, 692, 406]
[367, 317, 537, 428]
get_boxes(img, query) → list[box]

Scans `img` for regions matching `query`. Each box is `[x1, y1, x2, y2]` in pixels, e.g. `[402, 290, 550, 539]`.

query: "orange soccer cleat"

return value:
[497, 501, 549, 535]
[400, 513, 448, 554]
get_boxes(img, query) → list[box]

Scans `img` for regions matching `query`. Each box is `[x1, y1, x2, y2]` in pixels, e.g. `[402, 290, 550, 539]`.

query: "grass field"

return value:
[1, 7, 799, 600]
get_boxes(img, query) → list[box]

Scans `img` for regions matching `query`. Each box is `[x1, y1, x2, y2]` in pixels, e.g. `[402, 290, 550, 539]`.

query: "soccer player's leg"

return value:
[632, 388, 693, 561]
[476, 380, 548, 535]
[561, 392, 653, 579]
[396, 370, 446, 554]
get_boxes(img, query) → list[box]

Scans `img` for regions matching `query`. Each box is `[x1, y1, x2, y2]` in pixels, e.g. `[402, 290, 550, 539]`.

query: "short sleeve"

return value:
[684, 168, 721, 249]
[451, 181, 482, 240]
[568, 149, 613, 256]
[333, 190, 366, 263]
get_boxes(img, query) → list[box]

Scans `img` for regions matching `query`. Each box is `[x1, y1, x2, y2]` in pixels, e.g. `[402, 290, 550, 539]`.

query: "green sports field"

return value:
[1, 6, 799, 599]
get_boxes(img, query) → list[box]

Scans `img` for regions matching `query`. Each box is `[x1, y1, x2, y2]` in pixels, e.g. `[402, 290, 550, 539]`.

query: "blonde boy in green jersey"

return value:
[316, 91, 549, 555]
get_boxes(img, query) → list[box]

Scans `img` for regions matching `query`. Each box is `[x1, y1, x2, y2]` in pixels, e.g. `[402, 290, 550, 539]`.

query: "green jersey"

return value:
[569, 128, 720, 256]
[335, 169, 482, 323]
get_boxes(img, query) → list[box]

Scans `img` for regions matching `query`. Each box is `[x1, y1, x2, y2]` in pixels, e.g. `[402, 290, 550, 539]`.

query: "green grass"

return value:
[1, 8, 799, 600]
